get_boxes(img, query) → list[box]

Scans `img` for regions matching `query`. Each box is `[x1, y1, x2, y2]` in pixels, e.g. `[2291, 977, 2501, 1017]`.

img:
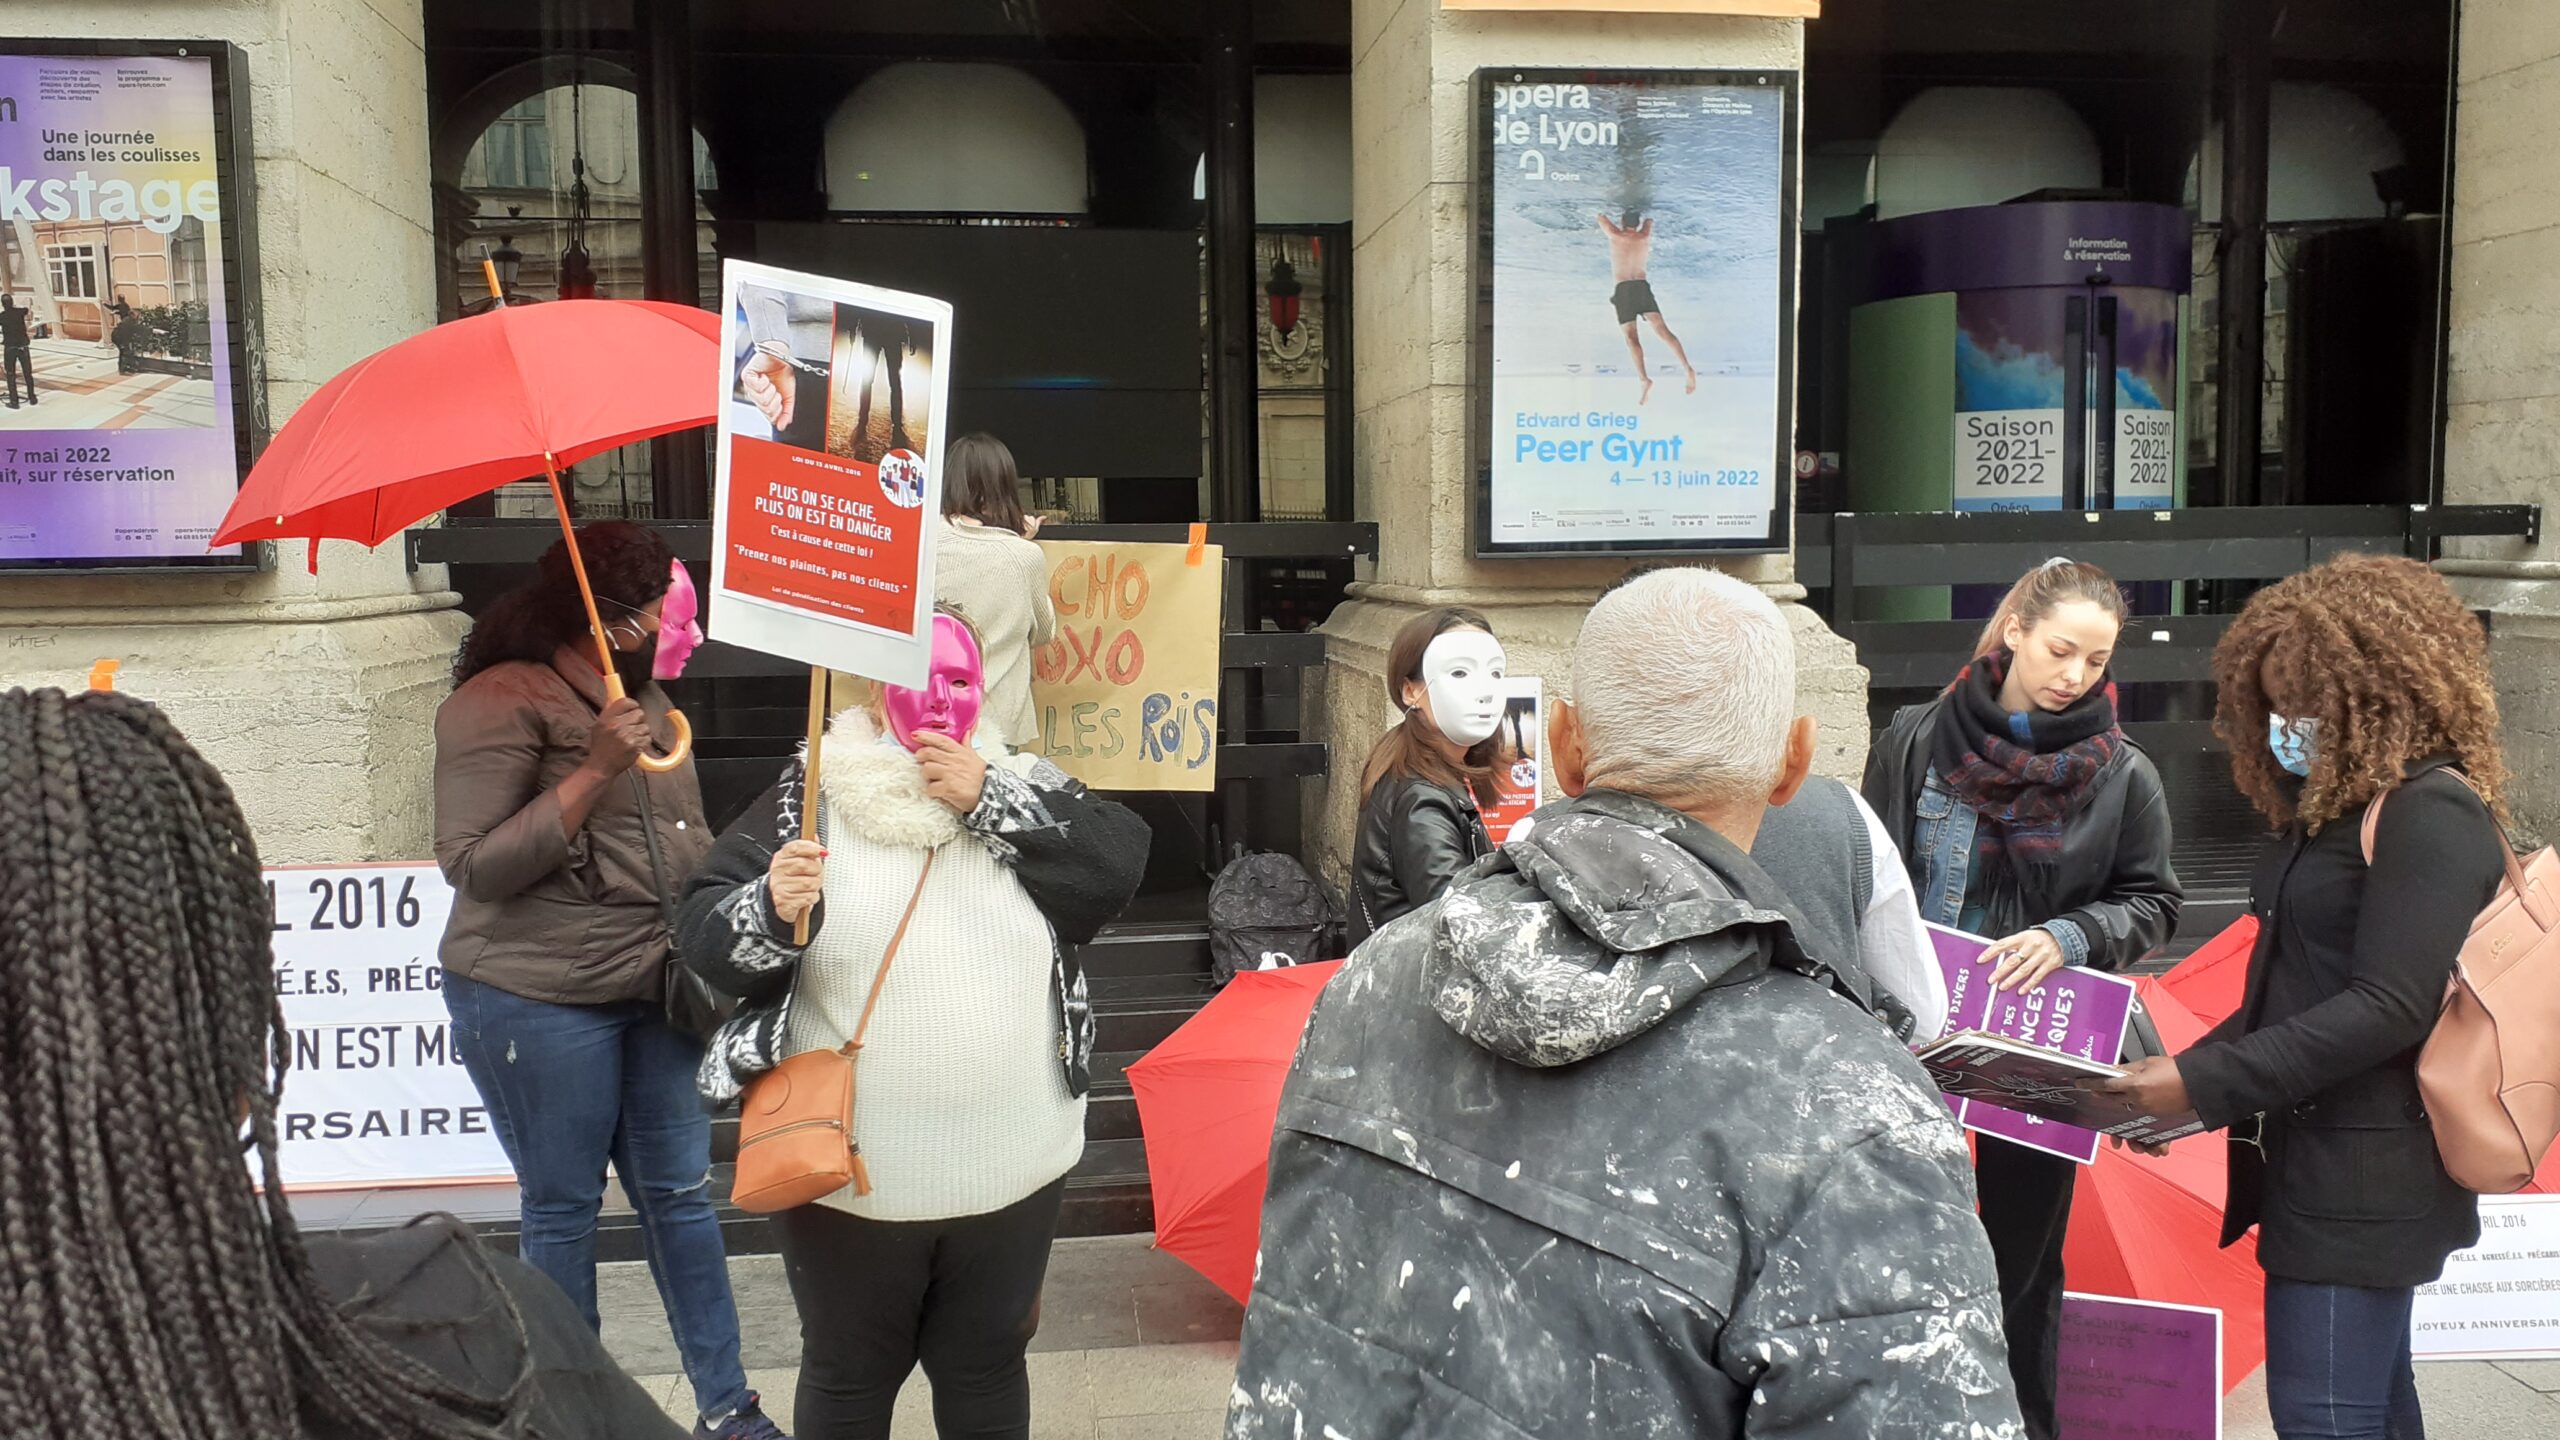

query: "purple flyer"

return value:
[1929, 923, 2136, 1165]
[2056, 1294, 2224, 1438]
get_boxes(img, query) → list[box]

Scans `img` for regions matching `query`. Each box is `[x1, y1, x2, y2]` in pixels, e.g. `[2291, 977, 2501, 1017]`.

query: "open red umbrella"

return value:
[2064, 978, 2267, 1392]
[2157, 915, 2259, 1030]
[211, 296, 721, 769]
[1127, 961, 1343, 1303]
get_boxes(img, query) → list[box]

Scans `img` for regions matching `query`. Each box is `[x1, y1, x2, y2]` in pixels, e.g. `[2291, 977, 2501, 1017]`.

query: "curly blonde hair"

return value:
[2211, 553, 2506, 832]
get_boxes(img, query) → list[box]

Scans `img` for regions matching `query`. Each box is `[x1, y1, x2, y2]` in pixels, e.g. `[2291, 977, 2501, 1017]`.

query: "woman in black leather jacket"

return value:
[2098, 555, 2506, 1440]
[1862, 558, 2182, 1440]
[1352, 607, 1508, 939]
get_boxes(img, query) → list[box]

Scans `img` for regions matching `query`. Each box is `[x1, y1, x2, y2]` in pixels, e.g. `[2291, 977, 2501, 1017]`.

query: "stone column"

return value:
[1313, 0, 1867, 891]
[0, 0, 466, 863]
[2441, 0, 2560, 845]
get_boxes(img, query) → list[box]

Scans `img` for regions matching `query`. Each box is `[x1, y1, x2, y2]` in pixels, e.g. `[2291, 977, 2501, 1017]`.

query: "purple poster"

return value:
[0, 49, 250, 568]
[1932, 922, 2136, 1165]
[2057, 1294, 2223, 1439]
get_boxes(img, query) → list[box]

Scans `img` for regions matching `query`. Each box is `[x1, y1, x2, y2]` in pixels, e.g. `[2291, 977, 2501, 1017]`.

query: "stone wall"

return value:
[2443, 0, 2560, 845]
[0, 0, 465, 863]
[1312, 0, 1866, 895]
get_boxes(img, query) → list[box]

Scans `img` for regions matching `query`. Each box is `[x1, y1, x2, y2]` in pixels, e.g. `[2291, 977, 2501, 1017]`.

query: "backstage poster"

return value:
[712, 260, 953, 688]
[0, 49, 252, 568]
[1480, 71, 1792, 553]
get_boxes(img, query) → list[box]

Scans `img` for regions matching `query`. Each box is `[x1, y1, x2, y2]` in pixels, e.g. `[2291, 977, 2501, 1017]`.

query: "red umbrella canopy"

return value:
[1127, 961, 1343, 1304]
[2156, 915, 2259, 1031]
[2063, 979, 2267, 1392]
[211, 299, 721, 554]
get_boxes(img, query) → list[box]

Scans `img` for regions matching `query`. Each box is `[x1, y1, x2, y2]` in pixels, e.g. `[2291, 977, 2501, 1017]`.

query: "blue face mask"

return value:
[2268, 713, 2317, 778]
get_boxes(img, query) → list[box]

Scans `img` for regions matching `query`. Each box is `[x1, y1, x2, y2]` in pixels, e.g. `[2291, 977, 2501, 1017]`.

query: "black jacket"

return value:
[1862, 697, 2182, 970]
[2178, 761, 2503, 1288]
[306, 1217, 682, 1439]
[1351, 773, 1490, 940]
[1231, 789, 2024, 1439]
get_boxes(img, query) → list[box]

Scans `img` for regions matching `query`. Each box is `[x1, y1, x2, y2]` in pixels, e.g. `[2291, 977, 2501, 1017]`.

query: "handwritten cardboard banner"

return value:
[1029, 540, 1225, 792]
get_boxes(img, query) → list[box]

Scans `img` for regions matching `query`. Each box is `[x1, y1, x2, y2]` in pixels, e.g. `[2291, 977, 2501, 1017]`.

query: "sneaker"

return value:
[695, 1393, 788, 1440]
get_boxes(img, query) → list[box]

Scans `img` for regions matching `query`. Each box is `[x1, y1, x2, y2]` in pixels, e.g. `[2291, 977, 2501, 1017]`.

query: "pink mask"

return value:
[882, 614, 984, 752]
[653, 559, 704, 680]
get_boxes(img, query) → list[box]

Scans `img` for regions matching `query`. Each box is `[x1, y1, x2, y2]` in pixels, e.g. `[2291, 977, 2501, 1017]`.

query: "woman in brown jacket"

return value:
[433, 522, 782, 1440]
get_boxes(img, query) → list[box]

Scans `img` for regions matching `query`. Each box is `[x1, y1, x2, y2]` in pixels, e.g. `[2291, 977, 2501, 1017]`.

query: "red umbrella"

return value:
[211, 297, 721, 770]
[2157, 915, 2259, 1030]
[1127, 961, 1343, 1304]
[2065, 978, 2267, 1392]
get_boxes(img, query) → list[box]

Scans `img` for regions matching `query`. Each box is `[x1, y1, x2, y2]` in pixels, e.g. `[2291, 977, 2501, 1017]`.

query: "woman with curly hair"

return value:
[2100, 553, 2509, 1440]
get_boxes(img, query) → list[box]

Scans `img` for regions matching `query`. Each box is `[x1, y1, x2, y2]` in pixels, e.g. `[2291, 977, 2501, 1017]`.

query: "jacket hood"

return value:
[1423, 789, 1798, 1068]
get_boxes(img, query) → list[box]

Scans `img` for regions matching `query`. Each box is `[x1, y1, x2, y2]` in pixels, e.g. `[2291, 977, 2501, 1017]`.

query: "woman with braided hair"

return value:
[0, 686, 681, 1440]
[2098, 554, 2509, 1440]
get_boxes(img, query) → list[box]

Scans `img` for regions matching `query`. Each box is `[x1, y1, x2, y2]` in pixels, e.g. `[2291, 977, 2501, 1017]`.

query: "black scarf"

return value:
[1929, 650, 2123, 880]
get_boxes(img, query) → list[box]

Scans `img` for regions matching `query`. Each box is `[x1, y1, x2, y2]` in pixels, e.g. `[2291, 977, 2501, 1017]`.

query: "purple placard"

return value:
[2056, 1294, 2223, 1439]
[1930, 923, 2136, 1165]
[0, 50, 248, 566]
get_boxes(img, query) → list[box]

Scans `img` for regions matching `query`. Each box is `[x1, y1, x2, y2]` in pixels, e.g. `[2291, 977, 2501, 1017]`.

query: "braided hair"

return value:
[0, 687, 536, 1439]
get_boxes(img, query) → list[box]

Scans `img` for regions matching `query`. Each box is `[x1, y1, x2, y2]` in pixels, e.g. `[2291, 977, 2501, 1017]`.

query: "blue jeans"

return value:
[445, 971, 750, 1421]
[2263, 1278, 2425, 1440]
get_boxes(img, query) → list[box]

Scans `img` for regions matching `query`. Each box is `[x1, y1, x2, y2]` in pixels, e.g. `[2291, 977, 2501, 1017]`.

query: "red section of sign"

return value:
[1482, 760, 1539, 844]
[722, 434, 924, 634]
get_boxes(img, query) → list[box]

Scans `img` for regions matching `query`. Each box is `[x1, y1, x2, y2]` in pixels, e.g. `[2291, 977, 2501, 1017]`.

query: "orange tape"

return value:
[87, 659, 119, 692]
[1186, 521, 1208, 567]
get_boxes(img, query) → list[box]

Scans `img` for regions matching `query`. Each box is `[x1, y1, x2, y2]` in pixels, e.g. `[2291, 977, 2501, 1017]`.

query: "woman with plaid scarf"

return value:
[1862, 557, 2184, 1440]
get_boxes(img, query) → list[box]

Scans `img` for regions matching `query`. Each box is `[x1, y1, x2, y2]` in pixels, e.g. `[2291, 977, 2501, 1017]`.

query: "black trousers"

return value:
[1977, 1134, 2078, 1440]
[4, 345, 32, 402]
[774, 1179, 1066, 1440]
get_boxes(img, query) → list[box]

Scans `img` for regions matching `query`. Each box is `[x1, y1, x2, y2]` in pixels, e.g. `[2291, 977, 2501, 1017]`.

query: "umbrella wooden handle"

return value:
[636, 707, 692, 774]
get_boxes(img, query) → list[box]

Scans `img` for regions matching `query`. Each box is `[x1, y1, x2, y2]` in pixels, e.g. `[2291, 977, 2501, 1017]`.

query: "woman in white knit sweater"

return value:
[935, 433, 1056, 749]
[676, 611, 1147, 1440]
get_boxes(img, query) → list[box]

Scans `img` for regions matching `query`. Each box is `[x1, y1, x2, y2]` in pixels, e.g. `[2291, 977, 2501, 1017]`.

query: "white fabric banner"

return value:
[266, 863, 513, 1189]
[2415, 1195, 2560, 1361]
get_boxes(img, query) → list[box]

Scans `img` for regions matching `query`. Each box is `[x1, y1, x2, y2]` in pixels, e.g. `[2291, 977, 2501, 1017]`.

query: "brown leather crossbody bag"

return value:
[730, 851, 935, 1214]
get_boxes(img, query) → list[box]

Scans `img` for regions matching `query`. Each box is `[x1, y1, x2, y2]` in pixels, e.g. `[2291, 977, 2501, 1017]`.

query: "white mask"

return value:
[1418, 630, 1508, 746]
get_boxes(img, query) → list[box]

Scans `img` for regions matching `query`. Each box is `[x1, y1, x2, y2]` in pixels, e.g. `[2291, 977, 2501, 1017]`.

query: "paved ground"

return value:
[603, 1235, 2560, 1437]
[0, 338, 215, 429]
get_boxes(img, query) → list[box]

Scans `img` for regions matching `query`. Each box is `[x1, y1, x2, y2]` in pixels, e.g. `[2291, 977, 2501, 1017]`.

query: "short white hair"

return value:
[1574, 568, 1794, 805]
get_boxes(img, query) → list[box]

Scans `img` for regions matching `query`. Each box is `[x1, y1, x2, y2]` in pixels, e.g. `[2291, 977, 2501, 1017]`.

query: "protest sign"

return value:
[1932, 922, 2137, 1164]
[1029, 538, 1225, 791]
[711, 259, 953, 687]
[2414, 1196, 2560, 1361]
[2056, 1294, 2223, 1439]
[1479, 678, 1546, 843]
[265, 864, 511, 1189]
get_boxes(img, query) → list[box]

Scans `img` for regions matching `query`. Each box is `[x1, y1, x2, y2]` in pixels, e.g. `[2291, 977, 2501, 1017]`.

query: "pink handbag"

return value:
[2363, 774, 2560, 1193]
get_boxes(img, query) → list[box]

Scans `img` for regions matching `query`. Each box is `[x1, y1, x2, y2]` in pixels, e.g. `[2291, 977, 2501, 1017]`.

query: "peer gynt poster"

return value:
[1475, 69, 1797, 556]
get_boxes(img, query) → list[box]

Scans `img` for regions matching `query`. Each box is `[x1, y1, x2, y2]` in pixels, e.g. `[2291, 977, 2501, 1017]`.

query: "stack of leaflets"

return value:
[1916, 1030, 2204, 1147]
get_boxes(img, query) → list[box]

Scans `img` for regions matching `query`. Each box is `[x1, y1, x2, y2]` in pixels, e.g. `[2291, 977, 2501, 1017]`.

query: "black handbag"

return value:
[631, 771, 734, 1039]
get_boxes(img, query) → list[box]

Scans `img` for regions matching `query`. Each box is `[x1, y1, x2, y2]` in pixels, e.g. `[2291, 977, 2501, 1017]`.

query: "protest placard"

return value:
[2056, 1294, 2223, 1439]
[2414, 1196, 2560, 1361]
[1029, 538, 1225, 791]
[1932, 921, 2137, 1164]
[1480, 678, 1545, 843]
[265, 863, 510, 1189]
[710, 259, 953, 688]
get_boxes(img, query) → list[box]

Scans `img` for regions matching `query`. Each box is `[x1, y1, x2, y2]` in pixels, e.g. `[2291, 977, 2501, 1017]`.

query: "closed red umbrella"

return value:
[210, 297, 721, 769]
[2157, 915, 2259, 1030]
[1127, 961, 1343, 1303]
[2064, 979, 2267, 1392]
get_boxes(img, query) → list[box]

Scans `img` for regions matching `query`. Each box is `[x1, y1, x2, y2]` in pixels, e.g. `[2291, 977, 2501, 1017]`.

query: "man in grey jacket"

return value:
[1228, 568, 2022, 1439]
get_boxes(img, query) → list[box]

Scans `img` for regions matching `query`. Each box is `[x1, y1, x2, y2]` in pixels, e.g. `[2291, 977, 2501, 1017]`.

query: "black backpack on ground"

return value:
[1207, 852, 1336, 985]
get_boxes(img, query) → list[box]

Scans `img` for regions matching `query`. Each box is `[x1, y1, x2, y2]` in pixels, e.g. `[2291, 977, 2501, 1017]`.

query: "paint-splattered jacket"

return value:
[1228, 789, 2025, 1440]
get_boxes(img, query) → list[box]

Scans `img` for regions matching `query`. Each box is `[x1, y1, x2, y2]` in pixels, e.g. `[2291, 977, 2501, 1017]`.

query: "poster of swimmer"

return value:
[1471, 69, 1799, 557]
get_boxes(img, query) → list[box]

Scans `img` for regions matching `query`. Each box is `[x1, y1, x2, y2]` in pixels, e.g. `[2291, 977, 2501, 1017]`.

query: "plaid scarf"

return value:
[1929, 649, 2122, 882]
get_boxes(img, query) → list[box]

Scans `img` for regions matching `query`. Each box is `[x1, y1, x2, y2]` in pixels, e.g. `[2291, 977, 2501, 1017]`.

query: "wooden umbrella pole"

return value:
[795, 665, 827, 945]
[542, 452, 622, 686]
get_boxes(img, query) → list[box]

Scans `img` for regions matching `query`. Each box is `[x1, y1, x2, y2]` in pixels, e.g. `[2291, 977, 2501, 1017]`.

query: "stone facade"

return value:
[1312, 0, 1866, 894]
[2443, 0, 2560, 845]
[0, 0, 465, 864]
